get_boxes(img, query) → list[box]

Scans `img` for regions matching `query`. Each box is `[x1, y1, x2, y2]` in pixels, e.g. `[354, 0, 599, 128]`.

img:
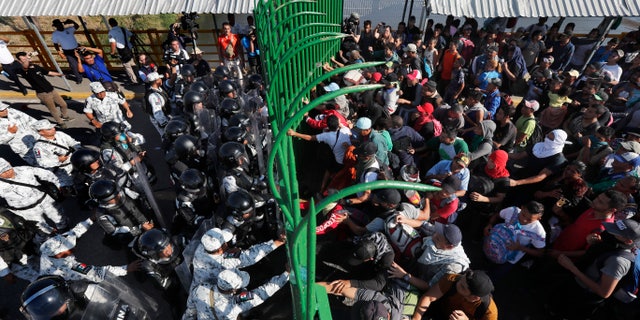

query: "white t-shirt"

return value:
[601, 64, 623, 83]
[0, 40, 14, 64]
[499, 206, 547, 264]
[316, 130, 351, 164]
[51, 27, 78, 50]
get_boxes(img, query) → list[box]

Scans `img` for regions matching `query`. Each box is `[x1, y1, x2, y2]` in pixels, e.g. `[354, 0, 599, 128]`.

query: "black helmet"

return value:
[190, 81, 208, 94]
[100, 121, 125, 140]
[0, 212, 15, 236]
[180, 169, 206, 193]
[229, 113, 251, 128]
[89, 179, 119, 203]
[223, 126, 247, 143]
[226, 190, 255, 219]
[220, 98, 241, 118]
[163, 119, 190, 142]
[183, 91, 204, 113]
[174, 135, 199, 158]
[20, 275, 74, 320]
[181, 64, 197, 78]
[214, 65, 230, 80]
[136, 229, 172, 261]
[218, 142, 247, 169]
[70, 148, 101, 173]
[218, 80, 236, 96]
[247, 74, 263, 90]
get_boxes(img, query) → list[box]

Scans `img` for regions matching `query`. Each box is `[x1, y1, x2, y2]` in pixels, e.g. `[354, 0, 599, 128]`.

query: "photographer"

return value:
[107, 18, 138, 85]
[163, 39, 190, 79]
[75, 46, 117, 92]
[341, 12, 361, 52]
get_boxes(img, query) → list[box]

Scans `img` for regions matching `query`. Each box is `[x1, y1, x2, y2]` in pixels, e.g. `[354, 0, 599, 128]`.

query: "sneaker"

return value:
[20, 87, 28, 96]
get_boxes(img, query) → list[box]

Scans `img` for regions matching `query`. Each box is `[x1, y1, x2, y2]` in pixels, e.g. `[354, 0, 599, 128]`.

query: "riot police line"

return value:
[5, 63, 291, 320]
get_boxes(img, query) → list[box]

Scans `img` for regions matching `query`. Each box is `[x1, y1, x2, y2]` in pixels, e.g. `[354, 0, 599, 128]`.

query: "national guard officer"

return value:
[188, 268, 289, 320]
[144, 71, 171, 135]
[83, 81, 133, 129]
[131, 228, 184, 290]
[0, 157, 67, 235]
[32, 119, 81, 188]
[218, 142, 265, 197]
[39, 218, 140, 282]
[0, 102, 38, 162]
[173, 169, 214, 235]
[166, 134, 208, 183]
[162, 118, 191, 151]
[100, 121, 156, 185]
[0, 208, 40, 283]
[89, 179, 154, 246]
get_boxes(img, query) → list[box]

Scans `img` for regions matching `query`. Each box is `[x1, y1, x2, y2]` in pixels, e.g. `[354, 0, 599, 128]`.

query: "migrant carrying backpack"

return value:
[525, 117, 544, 145]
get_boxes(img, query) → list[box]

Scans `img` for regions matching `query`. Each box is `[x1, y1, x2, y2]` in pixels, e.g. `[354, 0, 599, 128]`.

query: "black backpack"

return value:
[525, 117, 544, 145]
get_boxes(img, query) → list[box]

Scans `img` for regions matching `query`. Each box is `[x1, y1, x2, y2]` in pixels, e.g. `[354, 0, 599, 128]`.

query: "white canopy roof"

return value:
[0, 0, 254, 17]
[428, 0, 640, 18]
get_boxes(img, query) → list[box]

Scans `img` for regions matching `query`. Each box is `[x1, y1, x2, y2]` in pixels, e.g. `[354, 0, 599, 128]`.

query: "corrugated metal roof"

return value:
[428, 0, 640, 18]
[0, 0, 255, 17]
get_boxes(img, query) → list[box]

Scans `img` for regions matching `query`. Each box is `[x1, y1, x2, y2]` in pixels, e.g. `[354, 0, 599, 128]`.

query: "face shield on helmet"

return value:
[219, 80, 237, 98]
[174, 135, 202, 159]
[163, 119, 191, 143]
[89, 179, 121, 205]
[218, 142, 250, 170]
[136, 229, 175, 262]
[222, 126, 247, 143]
[20, 276, 74, 320]
[70, 148, 102, 174]
[214, 65, 230, 81]
[100, 121, 126, 141]
[226, 190, 255, 221]
[180, 169, 207, 196]
[220, 98, 241, 119]
[183, 91, 204, 114]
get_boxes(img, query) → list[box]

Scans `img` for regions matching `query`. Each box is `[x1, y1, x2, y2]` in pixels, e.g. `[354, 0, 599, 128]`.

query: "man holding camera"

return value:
[217, 22, 243, 83]
[107, 18, 138, 85]
[51, 19, 83, 84]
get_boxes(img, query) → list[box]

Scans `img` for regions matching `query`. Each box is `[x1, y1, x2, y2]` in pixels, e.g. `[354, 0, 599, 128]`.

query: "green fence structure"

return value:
[253, 1, 439, 319]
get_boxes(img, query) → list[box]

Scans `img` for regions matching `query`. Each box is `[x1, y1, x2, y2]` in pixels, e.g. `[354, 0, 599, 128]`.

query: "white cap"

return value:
[403, 43, 418, 53]
[217, 269, 250, 291]
[32, 119, 56, 131]
[323, 82, 340, 92]
[146, 72, 163, 83]
[524, 100, 540, 112]
[40, 234, 77, 256]
[0, 158, 12, 173]
[0, 102, 9, 111]
[200, 228, 233, 252]
[89, 82, 106, 93]
[355, 117, 372, 130]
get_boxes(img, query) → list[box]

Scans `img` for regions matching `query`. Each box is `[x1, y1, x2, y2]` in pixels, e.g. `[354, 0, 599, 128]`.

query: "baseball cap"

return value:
[323, 82, 340, 92]
[0, 102, 9, 111]
[372, 189, 401, 206]
[604, 219, 640, 242]
[372, 72, 383, 83]
[620, 141, 640, 154]
[40, 234, 77, 256]
[441, 175, 462, 194]
[403, 43, 418, 53]
[381, 73, 398, 85]
[454, 153, 470, 168]
[567, 69, 580, 77]
[89, 81, 106, 93]
[417, 102, 434, 115]
[355, 141, 378, 157]
[359, 300, 388, 320]
[614, 152, 640, 167]
[488, 78, 502, 87]
[217, 269, 250, 291]
[0, 158, 12, 173]
[615, 49, 625, 58]
[350, 12, 360, 20]
[348, 239, 377, 266]
[465, 270, 495, 297]
[435, 222, 462, 246]
[542, 56, 554, 64]
[424, 80, 438, 90]
[355, 117, 372, 130]
[146, 72, 163, 83]
[524, 100, 540, 112]
[32, 119, 56, 131]
[201, 228, 233, 252]
[406, 70, 420, 81]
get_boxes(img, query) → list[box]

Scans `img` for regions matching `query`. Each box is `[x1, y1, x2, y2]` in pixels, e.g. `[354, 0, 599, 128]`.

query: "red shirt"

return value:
[431, 197, 459, 224]
[218, 33, 240, 59]
[552, 209, 613, 252]
[305, 110, 349, 131]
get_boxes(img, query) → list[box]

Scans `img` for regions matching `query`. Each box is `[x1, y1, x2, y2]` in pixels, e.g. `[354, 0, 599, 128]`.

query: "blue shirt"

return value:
[426, 160, 470, 191]
[484, 90, 501, 120]
[81, 55, 113, 82]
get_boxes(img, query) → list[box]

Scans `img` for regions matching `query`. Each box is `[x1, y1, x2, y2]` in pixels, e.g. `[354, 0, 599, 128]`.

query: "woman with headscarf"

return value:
[468, 120, 497, 163]
[508, 129, 570, 188]
[501, 45, 529, 95]
[458, 150, 512, 240]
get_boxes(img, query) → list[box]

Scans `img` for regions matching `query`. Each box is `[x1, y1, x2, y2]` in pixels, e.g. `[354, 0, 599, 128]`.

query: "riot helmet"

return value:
[180, 64, 197, 78]
[229, 113, 251, 128]
[218, 142, 249, 170]
[0, 211, 15, 236]
[173, 135, 200, 159]
[183, 91, 204, 114]
[226, 190, 255, 220]
[247, 74, 263, 90]
[20, 275, 74, 320]
[222, 126, 247, 143]
[218, 80, 236, 96]
[213, 65, 230, 80]
[179, 169, 206, 193]
[220, 98, 241, 118]
[100, 121, 125, 141]
[70, 148, 101, 173]
[89, 179, 119, 204]
[136, 229, 174, 262]
[163, 119, 190, 143]
[190, 81, 209, 94]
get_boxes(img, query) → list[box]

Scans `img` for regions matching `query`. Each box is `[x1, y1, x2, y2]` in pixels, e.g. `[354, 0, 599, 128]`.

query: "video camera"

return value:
[180, 12, 200, 33]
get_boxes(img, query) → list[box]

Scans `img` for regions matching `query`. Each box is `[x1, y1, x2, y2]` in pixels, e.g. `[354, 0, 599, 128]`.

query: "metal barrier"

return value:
[255, 1, 438, 319]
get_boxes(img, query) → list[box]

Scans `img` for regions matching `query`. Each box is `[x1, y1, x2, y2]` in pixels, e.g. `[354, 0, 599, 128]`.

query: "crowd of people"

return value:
[2, 11, 640, 320]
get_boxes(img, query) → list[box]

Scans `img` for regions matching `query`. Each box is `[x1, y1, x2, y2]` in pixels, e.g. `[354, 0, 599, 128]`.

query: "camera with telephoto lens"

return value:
[76, 47, 87, 55]
[180, 12, 200, 32]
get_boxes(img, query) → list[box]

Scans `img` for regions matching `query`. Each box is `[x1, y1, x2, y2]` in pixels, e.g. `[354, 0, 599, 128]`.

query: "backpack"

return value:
[483, 207, 520, 264]
[431, 117, 443, 137]
[525, 117, 544, 145]
[384, 212, 423, 259]
[365, 163, 395, 181]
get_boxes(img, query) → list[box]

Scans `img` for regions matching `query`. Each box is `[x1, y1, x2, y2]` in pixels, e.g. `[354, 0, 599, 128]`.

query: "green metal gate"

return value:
[254, 1, 439, 318]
